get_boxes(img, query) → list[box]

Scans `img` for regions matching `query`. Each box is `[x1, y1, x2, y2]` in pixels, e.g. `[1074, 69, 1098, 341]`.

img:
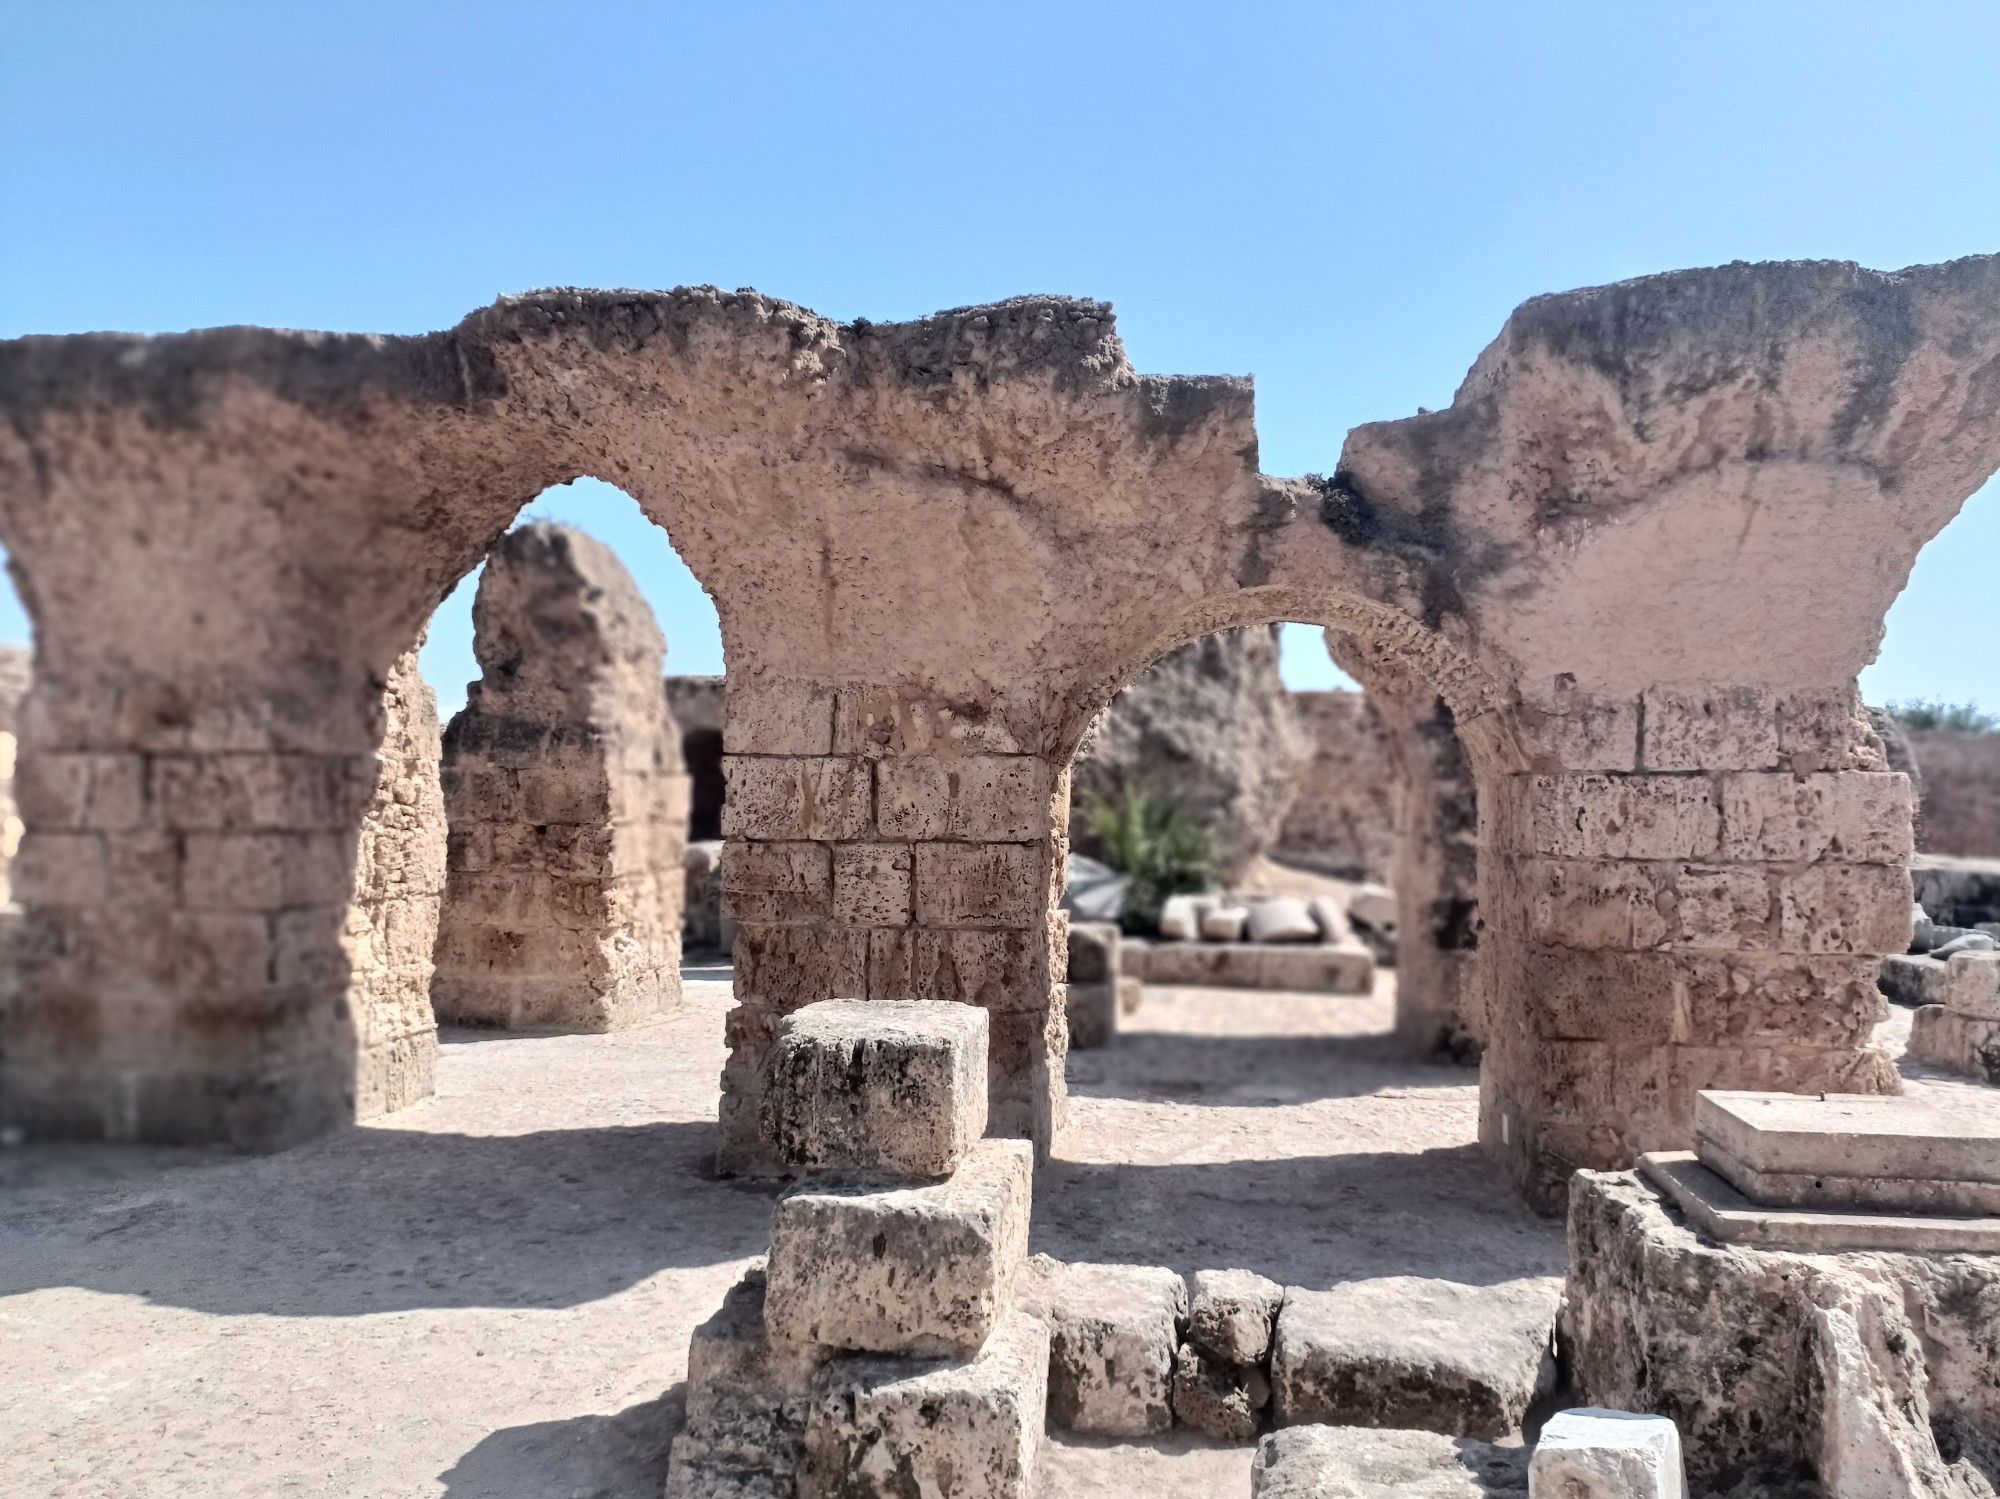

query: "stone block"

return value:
[1259, 940, 1376, 994]
[721, 841, 831, 925]
[1117, 974, 1144, 1015]
[1022, 1256, 1186, 1437]
[765, 1139, 1031, 1356]
[1528, 1409, 1686, 1499]
[1639, 1152, 2000, 1253]
[722, 756, 871, 841]
[1944, 950, 2000, 1019]
[802, 1309, 1047, 1499]
[1718, 771, 1912, 863]
[1908, 1005, 2000, 1085]
[1065, 981, 1117, 1050]
[913, 842, 1037, 927]
[1251, 1425, 1529, 1498]
[1517, 692, 1641, 774]
[725, 677, 836, 756]
[1878, 953, 1949, 1009]
[1066, 919, 1120, 984]
[1271, 1277, 1560, 1439]
[1187, 1266, 1284, 1367]
[1158, 894, 1203, 940]
[732, 925, 868, 1009]
[905, 928, 1042, 1011]
[762, 999, 988, 1178]
[1247, 897, 1320, 943]
[1639, 687, 1778, 772]
[1775, 863, 1913, 955]
[1527, 775, 1721, 861]
[1168, 1342, 1266, 1441]
[829, 842, 912, 927]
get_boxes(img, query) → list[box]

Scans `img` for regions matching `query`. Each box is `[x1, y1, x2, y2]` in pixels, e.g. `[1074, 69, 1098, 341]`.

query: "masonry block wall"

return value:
[1381, 695, 1482, 1059]
[433, 523, 688, 1031]
[1482, 686, 1911, 1208]
[716, 678, 1065, 1173]
[347, 648, 447, 1117]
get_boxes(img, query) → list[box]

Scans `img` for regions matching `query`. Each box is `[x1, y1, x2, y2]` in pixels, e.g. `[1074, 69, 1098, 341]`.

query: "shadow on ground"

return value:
[1032, 1145, 1565, 1289]
[0, 1119, 778, 1317]
[438, 1388, 682, 1499]
[1065, 1028, 1473, 1106]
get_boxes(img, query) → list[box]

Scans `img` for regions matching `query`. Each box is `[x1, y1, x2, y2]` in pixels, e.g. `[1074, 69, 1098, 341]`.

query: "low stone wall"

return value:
[1909, 727, 2000, 857]
[1271, 690, 1396, 883]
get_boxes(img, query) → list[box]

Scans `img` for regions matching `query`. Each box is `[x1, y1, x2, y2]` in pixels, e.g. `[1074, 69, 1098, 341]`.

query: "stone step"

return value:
[765, 1138, 1032, 1357]
[1019, 1256, 1188, 1437]
[803, 1309, 1048, 1499]
[1251, 1425, 1528, 1497]
[762, 999, 988, 1179]
[1270, 1276, 1560, 1441]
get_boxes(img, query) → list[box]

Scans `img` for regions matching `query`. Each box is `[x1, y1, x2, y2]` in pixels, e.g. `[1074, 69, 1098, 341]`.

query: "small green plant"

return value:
[1082, 788, 1215, 935]
[1887, 699, 1999, 734]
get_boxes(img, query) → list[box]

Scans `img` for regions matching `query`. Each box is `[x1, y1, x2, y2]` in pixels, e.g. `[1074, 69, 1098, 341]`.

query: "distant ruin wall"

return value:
[1907, 728, 2000, 857]
[1272, 689, 1398, 882]
[0, 644, 28, 905]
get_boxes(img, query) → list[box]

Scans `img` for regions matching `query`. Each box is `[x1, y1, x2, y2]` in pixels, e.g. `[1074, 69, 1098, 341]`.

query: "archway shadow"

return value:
[438, 1387, 682, 1499]
[0, 1119, 778, 1318]
[1032, 1146, 1565, 1292]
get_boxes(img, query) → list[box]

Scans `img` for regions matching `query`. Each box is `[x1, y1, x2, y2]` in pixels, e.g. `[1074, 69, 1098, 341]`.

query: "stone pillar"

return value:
[1482, 685, 1911, 1210]
[432, 523, 688, 1031]
[716, 679, 1064, 1174]
[0, 643, 30, 905]
[346, 649, 446, 1117]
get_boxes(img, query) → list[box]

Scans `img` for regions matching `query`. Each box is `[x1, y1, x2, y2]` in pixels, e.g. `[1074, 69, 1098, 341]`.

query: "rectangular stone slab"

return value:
[1694, 1089, 2000, 1186]
[1697, 1133, 2000, 1216]
[1639, 1152, 2000, 1254]
[1251, 1425, 1527, 1497]
[764, 1138, 1031, 1357]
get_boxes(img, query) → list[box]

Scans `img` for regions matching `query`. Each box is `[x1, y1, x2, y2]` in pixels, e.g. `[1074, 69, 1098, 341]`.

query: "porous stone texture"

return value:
[1907, 727, 2000, 858]
[1170, 1342, 1267, 1441]
[347, 649, 446, 1118]
[1252, 1425, 1529, 1498]
[765, 1139, 1031, 1357]
[1528, 1409, 1686, 1499]
[4, 259, 1997, 1198]
[1065, 919, 1121, 1049]
[1273, 689, 1399, 882]
[1564, 1168, 2000, 1493]
[1330, 634, 1483, 1060]
[802, 1309, 1049, 1499]
[1073, 626, 1312, 883]
[760, 999, 988, 1179]
[1188, 1266, 1284, 1368]
[1880, 953, 1949, 1008]
[1909, 1005, 2000, 1085]
[433, 523, 687, 1031]
[1024, 1255, 1188, 1437]
[1271, 1277, 1559, 1439]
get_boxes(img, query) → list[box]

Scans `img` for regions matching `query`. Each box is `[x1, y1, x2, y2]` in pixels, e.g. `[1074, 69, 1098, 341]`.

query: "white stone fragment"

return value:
[1308, 895, 1355, 944]
[1201, 903, 1250, 942]
[1529, 1408, 1687, 1498]
[1348, 883, 1397, 932]
[1248, 896, 1321, 944]
[1158, 893, 1203, 941]
[1945, 950, 2000, 1019]
[1022, 1255, 1186, 1436]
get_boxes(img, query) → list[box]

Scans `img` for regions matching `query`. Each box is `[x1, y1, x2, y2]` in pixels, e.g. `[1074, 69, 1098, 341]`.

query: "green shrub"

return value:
[1082, 789, 1215, 935]
[1886, 698, 1998, 734]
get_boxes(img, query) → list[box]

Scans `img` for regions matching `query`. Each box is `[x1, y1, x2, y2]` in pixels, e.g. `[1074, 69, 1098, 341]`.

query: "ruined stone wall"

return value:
[665, 674, 726, 844]
[1271, 689, 1397, 882]
[433, 523, 688, 1031]
[0, 644, 30, 905]
[1906, 728, 2000, 857]
[346, 648, 446, 1116]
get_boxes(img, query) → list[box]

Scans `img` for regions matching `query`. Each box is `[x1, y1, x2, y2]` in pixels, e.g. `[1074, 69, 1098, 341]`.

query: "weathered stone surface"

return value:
[1273, 688, 1399, 883]
[1808, 1279, 1962, 1499]
[1133, 937, 1375, 994]
[1249, 897, 1321, 944]
[1252, 1425, 1529, 1498]
[1880, 953, 1950, 1008]
[1065, 981, 1118, 1051]
[1187, 1266, 1284, 1368]
[434, 523, 686, 1032]
[1169, 1341, 1266, 1441]
[1641, 1152, 2000, 1254]
[1066, 919, 1121, 985]
[1946, 951, 2000, 1020]
[1022, 1255, 1187, 1437]
[1271, 1277, 1559, 1439]
[666, 1266, 824, 1499]
[762, 1000, 988, 1179]
[765, 1139, 1031, 1357]
[0, 643, 29, 905]
[1528, 1409, 1686, 1499]
[1909, 1005, 2000, 1085]
[1695, 1089, 2000, 1201]
[1073, 626, 1312, 883]
[802, 1309, 1048, 1499]
[1564, 1168, 2000, 1490]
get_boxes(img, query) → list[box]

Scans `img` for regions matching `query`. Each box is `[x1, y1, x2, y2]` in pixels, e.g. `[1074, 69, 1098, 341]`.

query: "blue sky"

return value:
[5, 2, 1997, 716]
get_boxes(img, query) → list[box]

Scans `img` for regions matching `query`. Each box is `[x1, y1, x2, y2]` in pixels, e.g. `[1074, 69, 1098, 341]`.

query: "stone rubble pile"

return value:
[665, 999, 1047, 1499]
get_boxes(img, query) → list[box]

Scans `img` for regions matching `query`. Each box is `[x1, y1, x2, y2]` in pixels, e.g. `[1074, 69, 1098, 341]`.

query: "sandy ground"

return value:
[0, 968, 1560, 1498]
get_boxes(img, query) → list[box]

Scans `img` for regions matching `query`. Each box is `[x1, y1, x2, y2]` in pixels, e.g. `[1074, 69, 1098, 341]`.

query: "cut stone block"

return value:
[1187, 1266, 1284, 1367]
[1271, 1277, 1560, 1439]
[1249, 897, 1320, 943]
[1136, 938, 1374, 994]
[1877, 953, 1948, 1009]
[1694, 1089, 2000, 1213]
[1066, 980, 1118, 1051]
[1023, 1255, 1186, 1436]
[1202, 903, 1250, 941]
[765, 1139, 1031, 1357]
[1348, 883, 1397, 932]
[666, 1266, 823, 1499]
[1944, 950, 2000, 1019]
[1639, 1152, 2000, 1253]
[1169, 1341, 1268, 1441]
[1252, 1425, 1529, 1498]
[1158, 894, 1203, 941]
[1908, 1005, 2000, 1085]
[1067, 919, 1121, 984]
[1528, 1409, 1686, 1498]
[1309, 895, 1355, 944]
[802, 1309, 1048, 1499]
[762, 999, 987, 1179]
[1117, 974, 1144, 1016]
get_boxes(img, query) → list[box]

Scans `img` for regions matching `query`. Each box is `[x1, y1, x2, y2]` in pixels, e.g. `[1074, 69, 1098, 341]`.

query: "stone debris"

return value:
[1171, 1341, 1269, 1441]
[761, 999, 988, 1179]
[433, 522, 688, 1032]
[667, 1000, 1047, 1498]
[1527, 1408, 1686, 1498]
[1251, 1425, 1528, 1497]
[1912, 949, 2000, 1083]
[1173, 1267, 1284, 1440]
[1022, 1255, 1187, 1437]
[1271, 1277, 1560, 1440]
